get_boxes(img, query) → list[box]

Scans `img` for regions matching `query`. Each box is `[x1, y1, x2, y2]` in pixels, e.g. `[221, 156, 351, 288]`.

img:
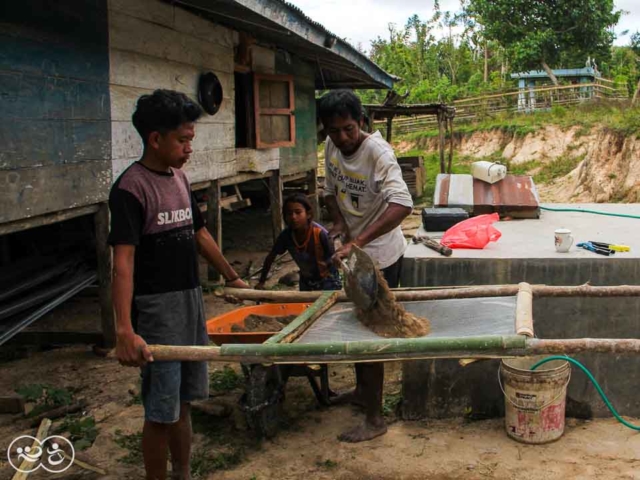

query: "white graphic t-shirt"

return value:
[324, 131, 413, 269]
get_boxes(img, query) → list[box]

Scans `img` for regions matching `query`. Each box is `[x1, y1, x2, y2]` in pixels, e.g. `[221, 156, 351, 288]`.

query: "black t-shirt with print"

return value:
[108, 162, 204, 296]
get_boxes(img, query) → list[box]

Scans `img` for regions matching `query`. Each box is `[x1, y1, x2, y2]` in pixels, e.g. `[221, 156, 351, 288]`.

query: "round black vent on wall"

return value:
[198, 72, 223, 115]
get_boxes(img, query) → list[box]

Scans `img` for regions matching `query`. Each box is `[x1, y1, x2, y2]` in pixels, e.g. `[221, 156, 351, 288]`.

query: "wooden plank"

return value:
[191, 181, 211, 191]
[0, 204, 99, 236]
[308, 169, 320, 221]
[269, 170, 284, 241]
[251, 45, 276, 74]
[109, 11, 234, 73]
[265, 291, 338, 345]
[109, 83, 234, 124]
[183, 148, 237, 183]
[109, 48, 234, 104]
[236, 148, 279, 174]
[0, 395, 25, 414]
[95, 203, 115, 348]
[111, 121, 234, 160]
[0, 161, 111, 223]
[108, 0, 176, 30]
[206, 180, 222, 282]
[219, 170, 272, 187]
[0, 72, 110, 121]
[0, 119, 111, 169]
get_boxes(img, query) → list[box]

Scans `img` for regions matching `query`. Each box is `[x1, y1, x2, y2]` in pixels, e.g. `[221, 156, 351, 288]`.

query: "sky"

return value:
[287, 0, 638, 52]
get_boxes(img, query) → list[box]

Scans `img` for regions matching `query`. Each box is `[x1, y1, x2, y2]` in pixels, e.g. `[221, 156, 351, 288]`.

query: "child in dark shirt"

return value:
[256, 193, 342, 291]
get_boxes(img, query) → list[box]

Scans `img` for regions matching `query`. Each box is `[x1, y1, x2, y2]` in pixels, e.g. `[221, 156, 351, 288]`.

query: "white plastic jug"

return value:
[471, 161, 507, 184]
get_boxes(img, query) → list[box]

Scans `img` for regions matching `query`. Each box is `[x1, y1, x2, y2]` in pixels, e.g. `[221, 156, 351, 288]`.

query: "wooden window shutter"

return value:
[253, 73, 295, 148]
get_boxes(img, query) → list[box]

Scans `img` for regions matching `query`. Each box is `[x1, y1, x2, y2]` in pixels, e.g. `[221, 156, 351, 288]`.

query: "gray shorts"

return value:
[134, 287, 209, 423]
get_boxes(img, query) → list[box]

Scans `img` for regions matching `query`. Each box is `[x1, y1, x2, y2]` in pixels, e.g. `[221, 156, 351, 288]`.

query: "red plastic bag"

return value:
[440, 213, 502, 249]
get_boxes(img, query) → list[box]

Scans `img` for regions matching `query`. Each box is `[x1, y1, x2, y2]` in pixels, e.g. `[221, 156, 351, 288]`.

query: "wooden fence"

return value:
[374, 79, 629, 137]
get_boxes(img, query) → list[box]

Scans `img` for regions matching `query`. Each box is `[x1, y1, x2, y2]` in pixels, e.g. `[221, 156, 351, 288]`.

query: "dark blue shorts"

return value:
[134, 287, 209, 424]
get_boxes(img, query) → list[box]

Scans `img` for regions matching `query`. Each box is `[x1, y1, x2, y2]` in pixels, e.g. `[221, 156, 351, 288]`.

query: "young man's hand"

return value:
[226, 278, 250, 289]
[254, 282, 266, 290]
[331, 241, 355, 267]
[116, 331, 154, 367]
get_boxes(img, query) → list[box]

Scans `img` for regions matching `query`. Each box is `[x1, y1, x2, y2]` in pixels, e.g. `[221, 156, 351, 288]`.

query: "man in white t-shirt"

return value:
[320, 89, 413, 442]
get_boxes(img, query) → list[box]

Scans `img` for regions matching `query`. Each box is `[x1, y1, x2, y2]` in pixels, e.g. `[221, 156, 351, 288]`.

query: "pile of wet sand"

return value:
[231, 314, 297, 333]
[354, 270, 431, 338]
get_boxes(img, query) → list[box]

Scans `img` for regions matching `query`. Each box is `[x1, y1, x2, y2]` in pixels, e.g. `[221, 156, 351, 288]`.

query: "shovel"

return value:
[333, 238, 379, 311]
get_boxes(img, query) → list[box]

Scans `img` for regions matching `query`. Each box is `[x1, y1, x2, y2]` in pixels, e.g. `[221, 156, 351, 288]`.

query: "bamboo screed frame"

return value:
[140, 283, 640, 363]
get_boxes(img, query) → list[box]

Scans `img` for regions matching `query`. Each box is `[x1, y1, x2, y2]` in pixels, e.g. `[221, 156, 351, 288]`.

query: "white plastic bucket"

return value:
[500, 356, 571, 444]
[471, 161, 507, 184]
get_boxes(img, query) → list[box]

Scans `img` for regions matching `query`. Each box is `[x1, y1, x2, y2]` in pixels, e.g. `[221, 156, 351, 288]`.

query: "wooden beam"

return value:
[438, 111, 446, 174]
[12, 419, 52, 480]
[307, 169, 320, 221]
[269, 170, 284, 242]
[0, 204, 100, 236]
[191, 181, 212, 191]
[206, 180, 223, 282]
[219, 171, 272, 187]
[385, 116, 394, 143]
[0, 395, 25, 414]
[95, 203, 115, 348]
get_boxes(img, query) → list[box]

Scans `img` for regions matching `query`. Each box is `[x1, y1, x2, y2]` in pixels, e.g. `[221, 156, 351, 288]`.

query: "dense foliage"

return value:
[357, 2, 638, 104]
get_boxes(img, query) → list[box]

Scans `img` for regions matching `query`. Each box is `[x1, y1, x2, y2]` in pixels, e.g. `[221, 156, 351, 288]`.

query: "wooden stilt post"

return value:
[447, 115, 454, 174]
[206, 180, 223, 282]
[386, 115, 394, 143]
[438, 110, 446, 174]
[94, 203, 115, 348]
[269, 170, 284, 242]
[307, 168, 320, 221]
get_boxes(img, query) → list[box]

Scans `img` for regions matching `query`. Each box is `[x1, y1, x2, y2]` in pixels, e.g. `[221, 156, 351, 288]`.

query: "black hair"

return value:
[132, 89, 203, 144]
[282, 193, 313, 218]
[318, 89, 363, 123]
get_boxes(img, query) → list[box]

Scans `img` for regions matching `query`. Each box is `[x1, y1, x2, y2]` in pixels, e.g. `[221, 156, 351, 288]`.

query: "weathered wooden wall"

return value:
[276, 55, 318, 176]
[108, 0, 237, 183]
[0, 0, 112, 224]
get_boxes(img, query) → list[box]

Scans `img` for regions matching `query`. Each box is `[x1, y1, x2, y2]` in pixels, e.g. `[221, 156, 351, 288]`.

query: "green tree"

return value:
[465, 0, 622, 84]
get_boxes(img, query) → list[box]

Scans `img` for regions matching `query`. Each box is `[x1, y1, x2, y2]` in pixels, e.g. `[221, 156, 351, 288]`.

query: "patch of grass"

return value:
[191, 447, 243, 478]
[210, 365, 242, 393]
[506, 159, 539, 176]
[534, 154, 584, 184]
[382, 392, 402, 417]
[16, 384, 73, 417]
[608, 173, 617, 180]
[315, 459, 338, 469]
[114, 430, 143, 465]
[56, 416, 98, 451]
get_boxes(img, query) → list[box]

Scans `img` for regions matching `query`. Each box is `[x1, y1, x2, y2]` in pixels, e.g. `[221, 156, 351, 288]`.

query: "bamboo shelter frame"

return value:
[138, 283, 640, 363]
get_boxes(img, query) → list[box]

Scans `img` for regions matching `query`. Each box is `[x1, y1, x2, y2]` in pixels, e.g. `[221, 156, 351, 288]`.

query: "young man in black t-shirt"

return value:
[109, 90, 249, 480]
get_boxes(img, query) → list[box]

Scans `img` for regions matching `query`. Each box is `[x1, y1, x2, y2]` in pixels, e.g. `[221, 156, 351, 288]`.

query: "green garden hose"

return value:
[531, 356, 640, 431]
[540, 206, 640, 220]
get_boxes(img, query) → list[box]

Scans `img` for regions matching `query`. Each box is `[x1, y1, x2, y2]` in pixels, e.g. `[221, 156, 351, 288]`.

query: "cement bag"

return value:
[441, 213, 501, 249]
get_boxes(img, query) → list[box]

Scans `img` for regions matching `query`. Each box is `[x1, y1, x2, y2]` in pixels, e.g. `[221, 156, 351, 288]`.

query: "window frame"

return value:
[253, 73, 296, 149]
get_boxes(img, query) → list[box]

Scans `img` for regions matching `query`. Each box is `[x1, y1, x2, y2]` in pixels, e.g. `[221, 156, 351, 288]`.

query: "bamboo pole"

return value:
[143, 336, 640, 364]
[527, 338, 640, 355]
[265, 291, 338, 344]
[222, 284, 640, 303]
[12, 418, 52, 480]
[515, 282, 534, 337]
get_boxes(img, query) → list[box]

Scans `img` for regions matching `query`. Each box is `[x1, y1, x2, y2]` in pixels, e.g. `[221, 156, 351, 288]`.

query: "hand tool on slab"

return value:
[588, 241, 630, 252]
[333, 237, 378, 311]
[412, 233, 453, 257]
[576, 241, 615, 256]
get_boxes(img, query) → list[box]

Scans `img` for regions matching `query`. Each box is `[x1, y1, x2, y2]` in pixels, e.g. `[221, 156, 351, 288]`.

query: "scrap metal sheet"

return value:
[295, 296, 517, 344]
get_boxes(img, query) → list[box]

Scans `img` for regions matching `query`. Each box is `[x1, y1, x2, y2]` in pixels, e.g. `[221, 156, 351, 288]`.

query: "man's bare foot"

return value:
[330, 389, 366, 408]
[337, 421, 387, 443]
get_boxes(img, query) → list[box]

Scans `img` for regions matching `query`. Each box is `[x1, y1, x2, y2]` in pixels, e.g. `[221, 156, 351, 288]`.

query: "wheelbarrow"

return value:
[207, 303, 335, 438]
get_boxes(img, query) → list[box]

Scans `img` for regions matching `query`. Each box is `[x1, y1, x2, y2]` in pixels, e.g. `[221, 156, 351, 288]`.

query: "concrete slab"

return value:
[406, 203, 640, 260]
[400, 203, 640, 420]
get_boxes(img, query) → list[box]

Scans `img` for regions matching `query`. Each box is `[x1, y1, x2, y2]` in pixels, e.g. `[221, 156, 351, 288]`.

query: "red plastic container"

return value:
[206, 303, 311, 345]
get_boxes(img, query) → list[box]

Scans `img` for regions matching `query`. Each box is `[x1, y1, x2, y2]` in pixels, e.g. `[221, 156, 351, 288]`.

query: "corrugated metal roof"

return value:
[434, 174, 540, 218]
[170, 0, 397, 89]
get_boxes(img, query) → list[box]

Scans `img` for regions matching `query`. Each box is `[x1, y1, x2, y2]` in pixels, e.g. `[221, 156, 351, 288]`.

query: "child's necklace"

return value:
[293, 226, 312, 252]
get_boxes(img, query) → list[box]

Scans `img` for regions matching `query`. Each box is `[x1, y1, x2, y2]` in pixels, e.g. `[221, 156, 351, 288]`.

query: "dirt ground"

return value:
[1, 210, 640, 479]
